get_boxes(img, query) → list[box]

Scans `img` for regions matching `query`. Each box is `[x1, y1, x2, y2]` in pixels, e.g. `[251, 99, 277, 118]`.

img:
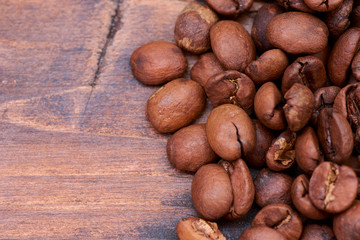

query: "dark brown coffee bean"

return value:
[238, 226, 287, 240]
[254, 82, 286, 130]
[245, 49, 288, 86]
[220, 159, 255, 220]
[276, 0, 315, 13]
[251, 203, 303, 240]
[325, 0, 353, 39]
[205, 70, 255, 114]
[300, 224, 335, 240]
[281, 56, 327, 95]
[284, 83, 315, 132]
[295, 127, 324, 175]
[175, 2, 218, 54]
[246, 120, 275, 167]
[351, 2, 360, 27]
[210, 20, 256, 71]
[191, 164, 233, 220]
[304, 0, 344, 12]
[251, 4, 285, 53]
[190, 53, 224, 88]
[333, 200, 360, 240]
[351, 50, 360, 80]
[146, 78, 205, 133]
[328, 27, 360, 87]
[206, 0, 253, 19]
[266, 12, 329, 54]
[291, 174, 329, 220]
[167, 124, 218, 173]
[309, 161, 358, 213]
[317, 108, 353, 164]
[266, 129, 296, 171]
[311, 86, 341, 126]
[130, 41, 187, 85]
[176, 217, 226, 240]
[254, 168, 293, 208]
[206, 104, 256, 161]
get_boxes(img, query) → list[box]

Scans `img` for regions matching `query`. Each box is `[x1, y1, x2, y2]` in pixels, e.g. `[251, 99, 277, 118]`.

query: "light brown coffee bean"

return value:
[206, 0, 253, 18]
[333, 200, 360, 240]
[176, 217, 226, 240]
[238, 226, 287, 240]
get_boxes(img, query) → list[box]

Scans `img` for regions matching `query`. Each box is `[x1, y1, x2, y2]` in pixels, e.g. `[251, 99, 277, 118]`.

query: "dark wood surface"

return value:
[0, 0, 262, 239]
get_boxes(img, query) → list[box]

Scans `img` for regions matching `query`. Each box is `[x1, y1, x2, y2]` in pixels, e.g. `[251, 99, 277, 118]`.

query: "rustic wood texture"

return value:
[0, 0, 262, 239]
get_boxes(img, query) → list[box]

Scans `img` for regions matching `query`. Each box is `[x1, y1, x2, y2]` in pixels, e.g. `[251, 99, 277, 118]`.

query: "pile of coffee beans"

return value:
[130, 0, 360, 239]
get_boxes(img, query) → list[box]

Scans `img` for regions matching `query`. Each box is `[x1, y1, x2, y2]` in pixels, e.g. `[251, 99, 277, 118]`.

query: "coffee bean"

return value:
[206, 0, 253, 18]
[245, 49, 289, 86]
[266, 129, 296, 171]
[174, 2, 218, 54]
[284, 83, 315, 132]
[328, 27, 360, 87]
[325, 0, 353, 38]
[342, 154, 360, 175]
[309, 161, 358, 213]
[333, 200, 360, 240]
[291, 174, 329, 220]
[317, 108, 353, 164]
[351, 50, 360, 80]
[167, 124, 218, 173]
[311, 45, 330, 66]
[281, 56, 326, 95]
[205, 70, 255, 114]
[130, 41, 187, 85]
[176, 217, 226, 240]
[190, 52, 224, 88]
[266, 12, 328, 54]
[210, 20, 256, 71]
[251, 203, 303, 240]
[238, 226, 287, 240]
[254, 168, 293, 207]
[295, 127, 324, 175]
[254, 82, 286, 130]
[206, 104, 256, 161]
[276, 0, 315, 12]
[300, 224, 335, 240]
[304, 0, 344, 12]
[146, 78, 205, 133]
[246, 120, 275, 168]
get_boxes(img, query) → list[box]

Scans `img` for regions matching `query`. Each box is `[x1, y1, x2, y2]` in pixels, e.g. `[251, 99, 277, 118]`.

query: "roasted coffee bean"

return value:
[333, 82, 360, 153]
[246, 120, 275, 167]
[175, 2, 218, 54]
[333, 200, 360, 240]
[351, 1, 360, 27]
[342, 154, 360, 175]
[254, 82, 286, 130]
[325, 0, 353, 38]
[146, 78, 205, 133]
[238, 226, 287, 240]
[300, 224, 335, 240]
[304, 0, 344, 12]
[276, 0, 315, 13]
[191, 164, 233, 220]
[245, 49, 288, 86]
[311, 86, 341, 126]
[309, 161, 358, 213]
[328, 27, 360, 87]
[266, 129, 296, 171]
[206, 0, 253, 18]
[190, 53, 224, 88]
[281, 56, 326, 95]
[220, 159, 255, 220]
[176, 217, 226, 240]
[206, 104, 256, 161]
[266, 12, 328, 54]
[284, 83, 315, 132]
[251, 4, 285, 53]
[295, 127, 324, 175]
[254, 168, 293, 207]
[351, 50, 360, 80]
[311, 45, 330, 66]
[210, 20, 256, 71]
[205, 70, 255, 114]
[130, 41, 187, 85]
[251, 203, 303, 240]
[291, 174, 329, 220]
[317, 108, 353, 164]
[167, 124, 218, 173]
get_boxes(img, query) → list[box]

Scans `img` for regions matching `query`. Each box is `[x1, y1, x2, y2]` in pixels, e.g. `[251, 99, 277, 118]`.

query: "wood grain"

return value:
[0, 0, 262, 239]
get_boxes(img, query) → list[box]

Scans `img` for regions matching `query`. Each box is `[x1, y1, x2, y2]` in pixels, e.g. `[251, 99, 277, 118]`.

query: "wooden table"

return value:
[0, 0, 260, 239]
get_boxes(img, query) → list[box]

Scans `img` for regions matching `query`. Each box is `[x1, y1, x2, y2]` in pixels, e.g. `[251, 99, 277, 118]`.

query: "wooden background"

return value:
[0, 0, 262, 239]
